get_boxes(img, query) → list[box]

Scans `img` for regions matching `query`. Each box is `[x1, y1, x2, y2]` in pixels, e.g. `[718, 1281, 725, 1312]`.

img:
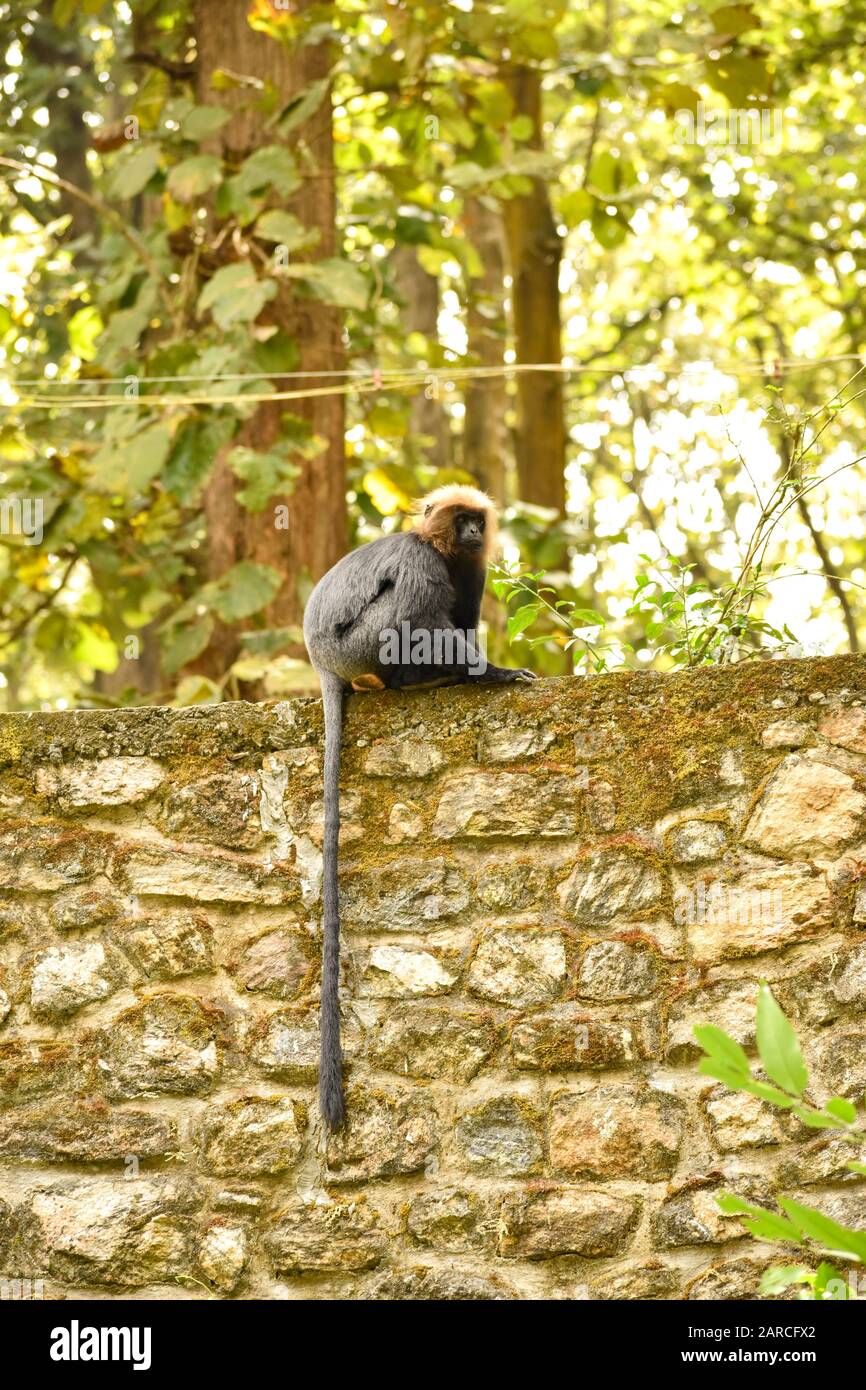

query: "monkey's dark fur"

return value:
[303, 486, 534, 1130]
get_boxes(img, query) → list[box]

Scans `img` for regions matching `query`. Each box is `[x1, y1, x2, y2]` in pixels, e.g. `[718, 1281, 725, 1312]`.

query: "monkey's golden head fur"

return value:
[414, 484, 499, 560]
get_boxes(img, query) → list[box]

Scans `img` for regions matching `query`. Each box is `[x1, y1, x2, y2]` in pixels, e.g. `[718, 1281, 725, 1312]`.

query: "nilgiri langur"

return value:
[303, 485, 534, 1130]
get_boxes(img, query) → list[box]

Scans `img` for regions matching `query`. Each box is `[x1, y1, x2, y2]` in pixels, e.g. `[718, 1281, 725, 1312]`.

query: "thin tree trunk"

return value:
[392, 245, 449, 471]
[463, 196, 508, 505]
[501, 64, 566, 514]
[193, 0, 346, 680]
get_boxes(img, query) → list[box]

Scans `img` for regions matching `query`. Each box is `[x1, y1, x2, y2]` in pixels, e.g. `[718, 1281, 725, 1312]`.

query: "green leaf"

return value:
[273, 77, 330, 135]
[717, 1194, 801, 1242]
[825, 1096, 857, 1125]
[70, 622, 118, 673]
[793, 1106, 844, 1130]
[778, 1197, 866, 1262]
[285, 258, 368, 310]
[200, 561, 283, 622]
[846, 1162, 866, 1176]
[161, 616, 214, 676]
[559, 189, 594, 228]
[755, 982, 807, 1097]
[198, 263, 277, 329]
[232, 145, 300, 197]
[181, 105, 231, 141]
[67, 305, 103, 361]
[693, 1024, 751, 1077]
[759, 1265, 813, 1295]
[90, 423, 172, 496]
[507, 604, 540, 640]
[164, 415, 234, 505]
[167, 155, 223, 203]
[108, 143, 160, 199]
[228, 446, 301, 511]
[254, 210, 320, 251]
[171, 675, 222, 707]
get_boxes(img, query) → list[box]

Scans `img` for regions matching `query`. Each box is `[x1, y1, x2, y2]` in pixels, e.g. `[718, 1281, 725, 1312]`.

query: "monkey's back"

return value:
[303, 530, 453, 681]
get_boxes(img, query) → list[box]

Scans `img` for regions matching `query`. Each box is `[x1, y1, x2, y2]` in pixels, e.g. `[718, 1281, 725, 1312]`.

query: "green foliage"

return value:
[0, 0, 865, 706]
[694, 984, 866, 1298]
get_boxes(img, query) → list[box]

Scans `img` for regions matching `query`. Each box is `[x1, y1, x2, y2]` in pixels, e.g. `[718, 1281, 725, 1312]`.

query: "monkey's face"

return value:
[453, 509, 486, 554]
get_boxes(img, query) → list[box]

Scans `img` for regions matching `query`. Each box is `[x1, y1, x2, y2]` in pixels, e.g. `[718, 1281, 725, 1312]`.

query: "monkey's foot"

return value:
[351, 673, 386, 691]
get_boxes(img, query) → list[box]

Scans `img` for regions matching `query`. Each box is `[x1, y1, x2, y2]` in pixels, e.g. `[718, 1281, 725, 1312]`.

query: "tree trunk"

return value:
[463, 196, 509, 505]
[501, 64, 566, 514]
[392, 245, 449, 471]
[192, 0, 346, 679]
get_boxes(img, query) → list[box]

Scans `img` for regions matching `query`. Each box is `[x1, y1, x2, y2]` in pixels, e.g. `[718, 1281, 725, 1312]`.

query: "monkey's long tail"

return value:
[319, 670, 346, 1132]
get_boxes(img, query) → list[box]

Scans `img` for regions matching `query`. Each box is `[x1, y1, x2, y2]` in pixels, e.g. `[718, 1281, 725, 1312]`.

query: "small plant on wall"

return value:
[694, 983, 866, 1300]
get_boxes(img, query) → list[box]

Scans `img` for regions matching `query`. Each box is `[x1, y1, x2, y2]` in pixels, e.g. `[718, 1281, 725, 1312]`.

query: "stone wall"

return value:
[1, 657, 865, 1300]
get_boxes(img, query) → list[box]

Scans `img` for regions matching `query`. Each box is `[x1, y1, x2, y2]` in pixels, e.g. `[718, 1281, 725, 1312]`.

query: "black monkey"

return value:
[303, 485, 534, 1130]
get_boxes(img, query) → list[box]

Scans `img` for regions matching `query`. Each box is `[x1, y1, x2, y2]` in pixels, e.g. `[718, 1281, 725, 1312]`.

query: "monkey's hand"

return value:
[476, 664, 536, 684]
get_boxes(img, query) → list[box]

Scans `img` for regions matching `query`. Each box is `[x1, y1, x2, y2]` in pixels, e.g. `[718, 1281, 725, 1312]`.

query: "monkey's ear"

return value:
[424, 504, 433, 516]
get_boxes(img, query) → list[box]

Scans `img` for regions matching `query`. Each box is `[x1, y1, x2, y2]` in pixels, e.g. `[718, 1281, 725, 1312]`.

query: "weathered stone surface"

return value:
[703, 1086, 785, 1152]
[743, 755, 866, 858]
[511, 1005, 655, 1071]
[363, 738, 445, 777]
[652, 1179, 770, 1248]
[367, 1005, 498, 1082]
[0, 1101, 176, 1163]
[385, 801, 423, 842]
[475, 861, 549, 911]
[362, 1267, 512, 1300]
[760, 719, 809, 750]
[36, 756, 164, 807]
[19, 1177, 201, 1286]
[0, 823, 106, 890]
[667, 819, 727, 864]
[341, 858, 469, 931]
[198, 1221, 248, 1292]
[249, 1008, 321, 1082]
[477, 726, 554, 763]
[558, 849, 663, 924]
[550, 1086, 685, 1179]
[467, 928, 567, 1007]
[777, 1133, 866, 1187]
[30, 941, 123, 1019]
[498, 1186, 640, 1259]
[588, 1259, 680, 1301]
[361, 944, 460, 998]
[810, 1027, 866, 1099]
[325, 1087, 437, 1182]
[432, 772, 579, 839]
[2, 663, 866, 1303]
[666, 980, 759, 1063]
[118, 912, 214, 980]
[680, 864, 833, 962]
[684, 1257, 773, 1301]
[575, 940, 659, 1001]
[406, 1188, 485, 1251]
[830, 942, 866, 1006]
[49, 887, 121, 933]
[818, 705, 866, 755]
[267, 1200, 384, 1273]
[455, 1096, 543, 1177]
[95, 994, 223, 1099]
[196, 1095, 304, 1176]
[155, 772, 263, 848]
[117, 843, 297, 904]
[228, 927, 314, 1001]
[0, 1039, 85, 1109]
